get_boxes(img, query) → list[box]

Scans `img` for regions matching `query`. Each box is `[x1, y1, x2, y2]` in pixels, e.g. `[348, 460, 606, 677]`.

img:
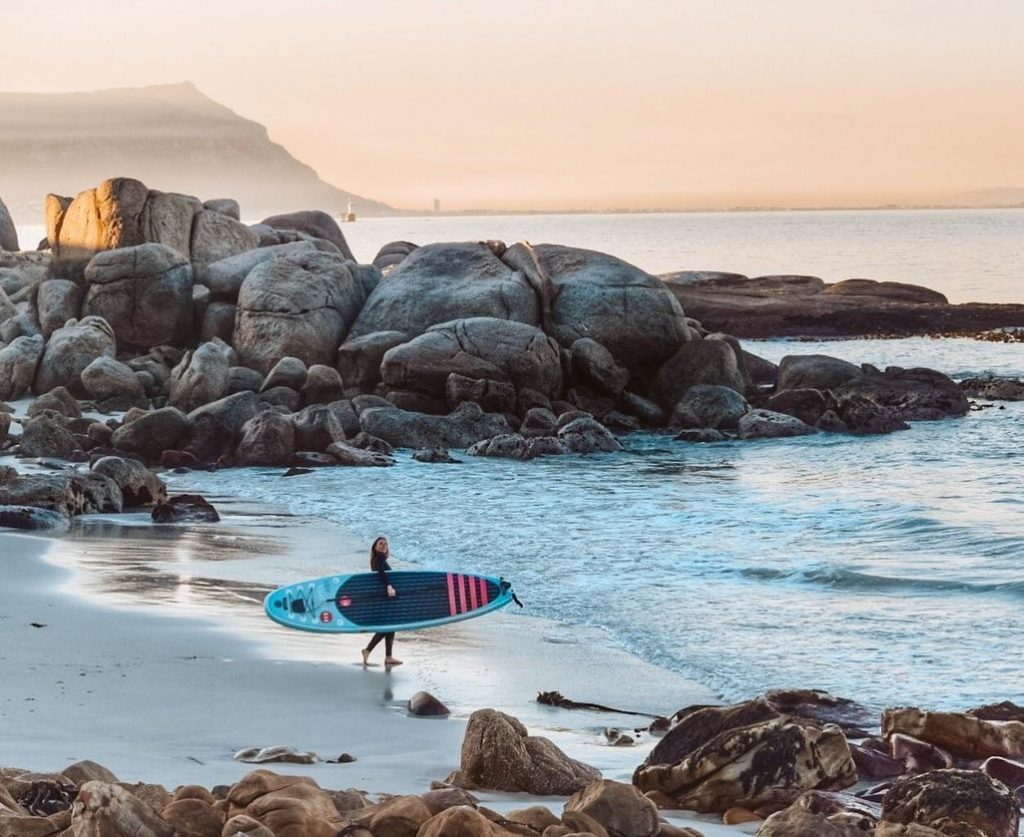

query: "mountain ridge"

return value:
[0, 82, 394, 223]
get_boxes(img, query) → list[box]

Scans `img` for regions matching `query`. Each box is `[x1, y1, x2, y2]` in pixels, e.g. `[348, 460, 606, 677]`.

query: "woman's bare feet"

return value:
[361, 648, 370, 667]
[384, 657, 403, 667]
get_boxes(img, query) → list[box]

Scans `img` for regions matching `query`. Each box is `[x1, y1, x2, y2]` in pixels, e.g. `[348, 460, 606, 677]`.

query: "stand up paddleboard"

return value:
[264, 570, 518, 634]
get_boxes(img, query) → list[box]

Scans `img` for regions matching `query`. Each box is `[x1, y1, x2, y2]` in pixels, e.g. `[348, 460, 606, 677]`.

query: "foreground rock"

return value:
[882, 707, 1024, 759]
[360, 403, 511, 450]
[878, 769, 1019, 837]
[664, 272, 1024, 337]
[33, 317, 116, 397]
[446, 708, 601, 795]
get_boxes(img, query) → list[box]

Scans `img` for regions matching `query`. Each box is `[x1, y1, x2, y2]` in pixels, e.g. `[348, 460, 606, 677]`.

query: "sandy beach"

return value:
[0, 512, 750, 836]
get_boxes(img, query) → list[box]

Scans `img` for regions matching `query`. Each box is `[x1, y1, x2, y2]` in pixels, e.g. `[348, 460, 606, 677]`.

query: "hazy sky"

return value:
[6, 0, 1024, 210]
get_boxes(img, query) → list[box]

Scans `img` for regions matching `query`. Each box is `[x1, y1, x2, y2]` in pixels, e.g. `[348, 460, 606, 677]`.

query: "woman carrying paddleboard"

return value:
[361, 537, 403, 668]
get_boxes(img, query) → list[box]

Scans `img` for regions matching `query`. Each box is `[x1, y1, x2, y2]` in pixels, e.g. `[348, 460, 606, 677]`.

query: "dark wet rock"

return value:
[18, 412, 81, 459]
[879, 769, 1019, 837]
[382, 317, 563, 401]
[34, 316, 116, 397]
[959, 376, 1024, 401]
[776, 355, 861, 392]
[764, 689, 877, 736]
[851, 743, 906, 780]
[160, 450, 200, 470]
[235, 251, 366, 374]
[968, 701, 1024, 722]
[260, 210, 355, 261]
[184, 391, 259, 461]
[152, 494, 220, 523]
[346, 432, 394, 453]
[622, 392, 667, 426]
[291, 404, 347, 452]
[883, 707, 1024, 760]
[168, 338, 234, 413]
[832, 392, 910, 434]
[634, 697, 857, 813]
[557, 415, 622, 453]
[258, 385, 301, 412]
[386, 388, 448, 414]
[446, 708, 601, 795]
[675, 428, 729, 443]
[521, 407, 558, 438]
[235, 411, 295, 466]
[570, 338, 629, 397]
[336, 330, 409, 393]
[326, 440, 394, 467]
[0, 334, 45, 401]
[446, 373, 517, 413]
[226, 366, 264, 395]
[0, 471, 122, 516]
[670, 384, 749, 430]
[0, 505, 70, 531]
[602, 411, 640, 434]
[372, 240, 418, 272]
[91, 456, 166, 506]
[111, 406, 191, 463]
[409, 691, 451, 717]
[349, 242, 540, 341]
[412, 447, 459, 464]
[468, 433, 531, 459]
[360, 402, 511, 450]
[743, 351, 780, 387]
[289, 452, 336, 468]
[738, 409, 817, 439]
[81, 243, 193, 349]
[763, 388, 829, 426]
[835, 367, 969, 421]
[652, 340, 744, 409]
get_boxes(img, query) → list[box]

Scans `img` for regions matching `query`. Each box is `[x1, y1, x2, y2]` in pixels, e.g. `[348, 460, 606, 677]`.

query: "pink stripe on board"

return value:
[469, 575, 479, 610]
[458, 574, 468, 614]
[446, 573, 457, 616]
[479, 577, 489, 606]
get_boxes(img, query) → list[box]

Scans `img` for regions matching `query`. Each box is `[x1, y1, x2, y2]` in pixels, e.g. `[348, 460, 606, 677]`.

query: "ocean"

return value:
[18, 210, 1024, 711]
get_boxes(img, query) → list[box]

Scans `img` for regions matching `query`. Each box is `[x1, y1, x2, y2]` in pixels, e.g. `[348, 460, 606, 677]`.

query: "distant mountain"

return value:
[945, 187, 1024, 207]
[0, 82, 394, 224]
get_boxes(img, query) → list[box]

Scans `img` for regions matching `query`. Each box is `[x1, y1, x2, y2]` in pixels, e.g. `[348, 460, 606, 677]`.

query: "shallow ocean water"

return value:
[179, 337, 1024, 712]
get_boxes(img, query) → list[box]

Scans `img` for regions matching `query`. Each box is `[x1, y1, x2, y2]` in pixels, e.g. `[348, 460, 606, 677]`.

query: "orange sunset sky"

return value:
[6, 0, 1024, 211]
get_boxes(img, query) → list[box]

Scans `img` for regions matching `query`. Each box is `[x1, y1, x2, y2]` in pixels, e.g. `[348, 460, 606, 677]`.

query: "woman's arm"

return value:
[373, 555, 396, 596]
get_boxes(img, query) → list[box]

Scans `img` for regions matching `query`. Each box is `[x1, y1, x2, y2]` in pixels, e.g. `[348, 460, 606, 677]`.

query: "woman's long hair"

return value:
[370, 537, 389, 568]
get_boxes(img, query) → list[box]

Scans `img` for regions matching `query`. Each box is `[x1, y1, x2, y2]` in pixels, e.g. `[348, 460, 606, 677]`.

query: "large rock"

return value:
[292, 404, 347, 452]
[570, 338, 630, 396]
[738, 408, 817, 439]
[633, 698, 857, 813]
[70, 781, 175, 837]
[372, 240, 418, 272]
[360, 402, 511, 450]
[763, 388, 829, 426]
[81, 356, 147, 409]
[235, 251, 366, 374]
[225, 769, 341, 836]
[349, 242, 539, 340]
[382, 318, 563, 400]
[36, 279, 82, 339]
[260, 211, 355, 261]
[168, 338, 234, 413]
[189, 209, 260, 268]
[446, 373, 517, 413]
[140, 190, 202, 258]
[197, 241, 317, 299]
[336, 330, 409, 392]
[34, 317, 116, 397]
[45, 193, 72, 250]
[235, 411, 295, 466]
[184, 391, 260, 461]
[0, 196, 18, 252]
[879, 769, 1018, 837]
[652, 339, 744, 408]
[670, 384, 749, 430]
[0, 334, 45, 400]
[882, 707, 1024, 760]
[557, 415, 622, 453]
[564, 780, 659, 837]
[111, 407, 191, 462]
[82, 243, 193, 349]
[18, 412, 80, 458]
[91, 457, 166, 506]
[301, 365, 344, 405]
[447, 708, 601, 795]
[505, 243, 690, 375]
[834, 367, 969, 421]
[55, 178, 149, 272]
[757, 803, 871, 836]
[0, 471, 122, 516]
[776, 355, 862, 392]
[0, 505, 71, 531]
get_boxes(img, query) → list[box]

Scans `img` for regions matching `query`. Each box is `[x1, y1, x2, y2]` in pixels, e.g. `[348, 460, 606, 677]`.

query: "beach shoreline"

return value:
[0, 510, 749, 836]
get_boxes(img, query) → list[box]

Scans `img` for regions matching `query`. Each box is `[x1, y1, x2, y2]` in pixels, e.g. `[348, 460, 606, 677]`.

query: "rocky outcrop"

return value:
[664, 272, 1024, 337]
[54, 178, 149, 272]
[33, 316, 116, 397]
[82, 243, 193, 349]
[960, 376, 1024, 401]
[360, 403, 511, 450]
[381, 318, 563, 400]
[140, 190, 202, 258]
[71, 781, 175, 837]
[234, 251, 366, 373]
[152, 494, 220, 523]
[633, 698, 857, 813]
[882, 707, 1024, 760]
[447, 708, 601, 795]
[558, 415, 622, 453]
[878, 769, 1019, 837]
[349, 242, 539, 340]
[234, 411, 295, 466]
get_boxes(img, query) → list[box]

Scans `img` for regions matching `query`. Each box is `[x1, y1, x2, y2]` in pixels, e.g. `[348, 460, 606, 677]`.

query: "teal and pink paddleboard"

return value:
[264, 570, 519, 634]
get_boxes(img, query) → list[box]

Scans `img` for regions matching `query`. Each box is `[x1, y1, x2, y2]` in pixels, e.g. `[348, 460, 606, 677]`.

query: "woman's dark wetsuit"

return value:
[365, 550, 395, 657]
